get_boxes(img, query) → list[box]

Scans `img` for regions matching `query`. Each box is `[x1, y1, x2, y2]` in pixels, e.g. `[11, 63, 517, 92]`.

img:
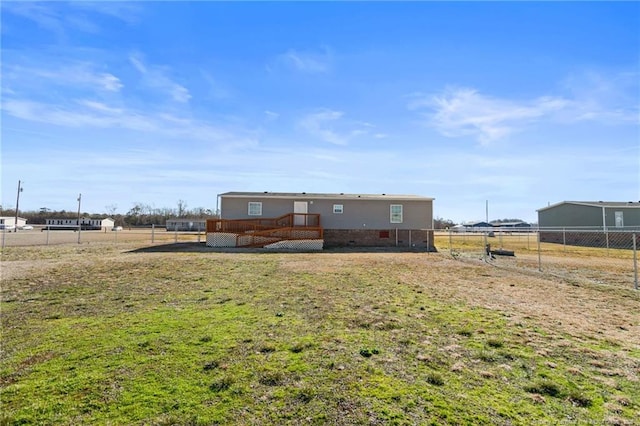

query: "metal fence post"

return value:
[46, 226, 50, 245]
[152, 224, 155, 243]
[483, 232, 488, 262]
[1, 228, 5, 250]
[537, 230, 542, 272]
[449, 229, 452, 255]
[562, 227, 566, 252]
[174, 227, 178, 243]
[633, 233, 638, 290]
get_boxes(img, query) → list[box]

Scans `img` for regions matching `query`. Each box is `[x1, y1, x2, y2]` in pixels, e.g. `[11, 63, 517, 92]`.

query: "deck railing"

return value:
[206, 213, 320, 233]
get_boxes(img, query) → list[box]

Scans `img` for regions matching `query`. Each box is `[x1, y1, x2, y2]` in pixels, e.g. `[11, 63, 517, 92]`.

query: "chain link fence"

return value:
[0, 224, 207, 248]
[436, 228, 638, 290]
[3, 225, 637, 291]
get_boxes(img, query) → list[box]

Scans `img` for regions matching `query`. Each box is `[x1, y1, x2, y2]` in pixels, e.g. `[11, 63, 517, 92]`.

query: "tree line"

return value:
[0, 200, 217, 227]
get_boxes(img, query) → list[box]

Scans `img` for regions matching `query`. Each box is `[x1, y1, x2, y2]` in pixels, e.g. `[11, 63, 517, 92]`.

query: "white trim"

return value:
[390, 204, 403, 223]
[248, 202, 262, 216]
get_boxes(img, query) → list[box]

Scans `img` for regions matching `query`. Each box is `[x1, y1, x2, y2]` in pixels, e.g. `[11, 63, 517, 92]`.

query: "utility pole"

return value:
[14, 180, 23, 232]
[77, 193, 82, 244]
[485, 200, 489, 223]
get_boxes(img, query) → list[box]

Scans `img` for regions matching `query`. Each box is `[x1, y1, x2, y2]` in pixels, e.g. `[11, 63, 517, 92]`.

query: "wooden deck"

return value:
[206, 213, 322, 247]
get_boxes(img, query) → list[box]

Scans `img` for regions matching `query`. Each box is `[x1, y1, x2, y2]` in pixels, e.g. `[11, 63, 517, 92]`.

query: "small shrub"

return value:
[295, 389, 315, 403]
[209, 377, 233, 392]
[259, 345, 276, 353]
[259, 371, 285, 386]
[360, 348, 380, 358]
[203, 361, 219, 371]
[426, 372, 445, 386]
[567, 391, 592, 407]
[524, 380, 562, 398]
[487, 339, 503, 348]
[478, 350, 498, 363]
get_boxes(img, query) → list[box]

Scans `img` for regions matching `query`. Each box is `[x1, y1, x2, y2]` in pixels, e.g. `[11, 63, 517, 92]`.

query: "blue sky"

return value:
[1, 1, 638, 223]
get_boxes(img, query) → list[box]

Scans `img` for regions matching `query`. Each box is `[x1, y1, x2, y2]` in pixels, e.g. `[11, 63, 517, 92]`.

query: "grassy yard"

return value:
[1, 243, 639, 425]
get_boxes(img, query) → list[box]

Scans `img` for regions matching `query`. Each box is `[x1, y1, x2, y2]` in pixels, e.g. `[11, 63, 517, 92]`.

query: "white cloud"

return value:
[129, 53, 192, 103]
[3, 63, 123, 93]
[299, 109, 348, 145]
[273, 47, 333, 73]
[412, 71, 640, 144]
[264, 110, 280, 122]
[410, 87, 568, 144]
[1, 98, 256, 148]
[2, 1, 140, 36]
[299, 109, 382, 145]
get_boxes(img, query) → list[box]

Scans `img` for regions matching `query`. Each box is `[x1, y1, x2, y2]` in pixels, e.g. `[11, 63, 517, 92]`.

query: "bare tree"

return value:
[105, 204, 118, 216]
[177, 199, 188, 217]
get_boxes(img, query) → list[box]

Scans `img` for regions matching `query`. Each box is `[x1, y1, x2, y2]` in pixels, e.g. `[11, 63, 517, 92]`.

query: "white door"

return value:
[614, 211, 623, 228]
[294, 201, 308, 226]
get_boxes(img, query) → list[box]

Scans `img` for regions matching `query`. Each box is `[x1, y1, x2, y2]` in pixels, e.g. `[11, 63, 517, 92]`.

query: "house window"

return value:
[390, 204, 403, 223]
[614, 211, 624, 228]
[248, 202, 262, 216]
[333, 204, 343, 214]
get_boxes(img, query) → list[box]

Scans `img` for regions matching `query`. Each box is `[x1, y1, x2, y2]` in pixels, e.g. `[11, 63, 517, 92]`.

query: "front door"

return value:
[294, 201, 308, 226]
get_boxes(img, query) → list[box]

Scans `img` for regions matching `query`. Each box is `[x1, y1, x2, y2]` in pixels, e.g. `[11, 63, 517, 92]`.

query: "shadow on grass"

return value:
[127, 243, 437, 254]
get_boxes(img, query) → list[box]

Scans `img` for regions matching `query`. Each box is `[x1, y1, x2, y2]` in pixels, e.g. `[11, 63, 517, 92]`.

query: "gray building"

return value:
[166, 219, 206, 231]
[537, 201, 640, 249]
[537, 201, 640, 229]
[209, 192, 435, 249]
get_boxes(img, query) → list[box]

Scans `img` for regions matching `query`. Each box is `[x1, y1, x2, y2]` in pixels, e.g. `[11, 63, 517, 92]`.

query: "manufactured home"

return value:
[0, 216, 27, 230]
[537, 201, 640, 248]
[207, 192, 435, 250]
[538, 201, 640, 229]
[45, 217, 115, 231]
[166, 219, 206, 231]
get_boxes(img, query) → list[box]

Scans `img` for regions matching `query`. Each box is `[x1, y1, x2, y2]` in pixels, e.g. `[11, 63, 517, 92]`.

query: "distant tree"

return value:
[433, 217, 456, 230]
[105, 204, 118, 216]
[177, 200, 187, 217]
[491, 218, 526, 224]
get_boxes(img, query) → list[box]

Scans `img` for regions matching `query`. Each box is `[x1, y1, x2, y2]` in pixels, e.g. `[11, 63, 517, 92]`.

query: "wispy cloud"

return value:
[272, 47, 333, 74]
[3, 62, 123, 94]
[129, 53, 191, 103]
[299, 109, 373, 145]
[409, 87, 568, 144]
[2, 98, 256, 148]
[2, 1, 140, 36]
[410, 71, 640, 144]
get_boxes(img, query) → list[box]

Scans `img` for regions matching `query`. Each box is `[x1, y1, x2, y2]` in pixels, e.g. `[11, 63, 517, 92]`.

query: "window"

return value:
[248, 202, 262, 216]
[390, 204, 403, 223]
[615, 211, 624, 228]
[333, 204, 344, 214]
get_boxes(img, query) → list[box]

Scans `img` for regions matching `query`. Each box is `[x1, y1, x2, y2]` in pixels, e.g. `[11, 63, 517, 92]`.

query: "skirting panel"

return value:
[206, 232, 237, 247]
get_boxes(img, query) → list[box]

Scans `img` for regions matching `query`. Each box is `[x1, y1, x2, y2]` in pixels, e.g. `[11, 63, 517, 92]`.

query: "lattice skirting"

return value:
[206, 232, 237, 247]
[263, 239, 324, 251]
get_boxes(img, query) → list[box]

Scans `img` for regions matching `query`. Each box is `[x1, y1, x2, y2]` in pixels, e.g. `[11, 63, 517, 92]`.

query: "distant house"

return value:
[207, 192, 435, 250]
[45, 217, 115, 230]
[537, 201, 640, 248]
[537, 201, 640, 229]
[452, 221, 493, 233]
[491, 221, 532, 230]
[166, 219, 206, 231]
[0, 216, 27, 230]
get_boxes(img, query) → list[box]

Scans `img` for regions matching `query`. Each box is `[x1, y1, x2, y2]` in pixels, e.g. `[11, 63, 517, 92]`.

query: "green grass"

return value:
[1, 244, 638, 425]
